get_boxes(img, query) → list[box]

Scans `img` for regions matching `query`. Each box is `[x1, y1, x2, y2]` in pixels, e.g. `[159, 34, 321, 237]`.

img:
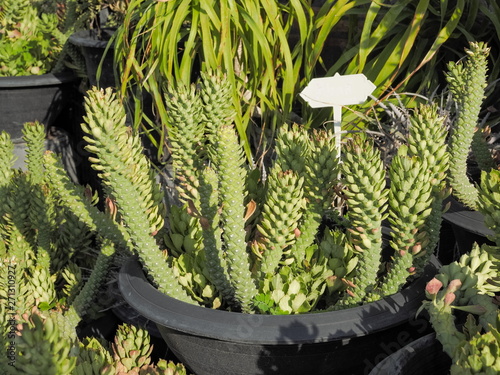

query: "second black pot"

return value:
[0, 72, 78, 141]
[369, 333, 451, 375]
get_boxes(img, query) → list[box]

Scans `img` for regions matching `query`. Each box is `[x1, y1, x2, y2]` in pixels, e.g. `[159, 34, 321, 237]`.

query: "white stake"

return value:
[300, 73, 376, 157]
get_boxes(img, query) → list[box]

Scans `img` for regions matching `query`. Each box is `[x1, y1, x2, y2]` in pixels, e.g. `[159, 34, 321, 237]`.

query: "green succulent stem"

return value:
[164, 82, 204, 204]
[427, 302, 466, 358]
[472, 128, 497, 172]
[477, 169, 500, 247]
[64, 239, 116, 328]
[43, 152, 131, 252]
[380, 147, 433, 297]
[198, 166, 232, 302]
[337, 136, 387, 308]
[80, 88, 195, 305]
[406, 104, 450, 270]
[215, 125, 257, 312]
[446, 42, 490, 210]
[258, 168, 304, 276]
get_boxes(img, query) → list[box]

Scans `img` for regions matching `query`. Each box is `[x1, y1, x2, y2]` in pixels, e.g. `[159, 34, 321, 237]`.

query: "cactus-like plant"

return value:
[422, 167, 500, 374]
[446, 41, 498, 211]
[0, 122, 190, 374]
[49, 70, 449, 315]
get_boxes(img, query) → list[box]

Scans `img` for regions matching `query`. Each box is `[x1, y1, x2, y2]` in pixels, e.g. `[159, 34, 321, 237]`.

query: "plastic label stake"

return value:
[300, 73, 376, 156]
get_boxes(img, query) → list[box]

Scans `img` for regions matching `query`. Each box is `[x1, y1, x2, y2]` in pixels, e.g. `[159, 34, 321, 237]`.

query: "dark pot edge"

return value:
[0, 71, 78, 88]
[69, 28, 116, 49]
[442, 195, 494, 237]
[118, 256, 439, 345]
[368, 332, 441, 374]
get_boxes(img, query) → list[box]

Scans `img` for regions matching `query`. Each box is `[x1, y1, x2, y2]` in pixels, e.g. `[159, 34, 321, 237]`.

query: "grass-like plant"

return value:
[113, 0, 483, 162]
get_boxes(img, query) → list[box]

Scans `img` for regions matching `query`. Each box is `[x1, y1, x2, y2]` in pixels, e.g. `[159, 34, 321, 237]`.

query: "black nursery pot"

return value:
[442, 196, 495, 257]
[0, 72, 77, 141]
[119, 257, 440, 375]
[368, 333, 451, 375]
[68, 28, 116, 89]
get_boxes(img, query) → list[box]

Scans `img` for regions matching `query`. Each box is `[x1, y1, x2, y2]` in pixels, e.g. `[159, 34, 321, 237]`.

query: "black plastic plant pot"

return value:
[0, 72, 77, 141]
[119, 257, 440, 375]
[68, 28, 116, 89]
[442, 196, 494, 257]
[368, 333, 451, 375]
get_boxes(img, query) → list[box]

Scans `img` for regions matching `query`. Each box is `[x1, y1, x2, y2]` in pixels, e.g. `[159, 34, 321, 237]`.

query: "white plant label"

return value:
[300, 73, 376, 156]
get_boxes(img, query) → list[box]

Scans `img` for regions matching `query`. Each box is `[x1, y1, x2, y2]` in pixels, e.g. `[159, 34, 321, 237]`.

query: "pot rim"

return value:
[0, 71, 77, 88]
[118, 256, 439, 345]
[442, 195, 494, 237]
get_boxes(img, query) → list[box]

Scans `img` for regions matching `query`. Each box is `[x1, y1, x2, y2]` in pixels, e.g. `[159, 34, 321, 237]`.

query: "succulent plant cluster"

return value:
[446, 41, 499, 211]
[0, 0, 84, 76]
[422, 168, 500, 374]
[0, 122, 189, 374]
[52, 71, 449, 315]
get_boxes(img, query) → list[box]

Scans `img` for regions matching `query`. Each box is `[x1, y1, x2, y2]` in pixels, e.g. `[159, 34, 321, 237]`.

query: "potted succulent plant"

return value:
[0, 122, 190, 374]
[371, 168, 500, 374]
[0, 0, 84, 139]
[441, 41, 499, 255]
[42, 68, 452, 374]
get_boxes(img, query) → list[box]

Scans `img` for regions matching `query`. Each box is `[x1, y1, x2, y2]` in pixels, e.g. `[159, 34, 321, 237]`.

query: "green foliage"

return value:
[446, 42, 490, 210]
[0, 121, 190, 375]
[113, 0, 372, 161]
[0, 0, 73, 76]
[112, 0, 500, 162]
[73, 73, 448, 314]
[0, 0, 127, 77]
[422, 167, 500, 374]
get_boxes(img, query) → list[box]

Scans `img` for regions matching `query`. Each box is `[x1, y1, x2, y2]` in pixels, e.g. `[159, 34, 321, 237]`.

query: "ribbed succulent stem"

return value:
[427, 302, 465, 358]
[0, 131, 15, 199]
[198, 166, 233, 302]
[336, 137, 387, 307]
[165, 82, 204, 204]
[381, 148, 433, 297]
[407, 104, 449, 270]
[274, 124, 309, 175]
[258, 168, 304, 275]
[64, 239, 116, 328]
[477, 169, 500, 247]
[24, 122, 55, 264]
[199, 71, 237, 144]
[43, 152, 131, 252]
[446, 42, 490, 210]
[22, 122, 46, 184]
[215, 125, 257, 312]
[472, 128, 497, 172]
[287, 129, 339, 261]
[83, 88, 166, 235]
[80, 88, 194, 304]
[7, 173, 32, 241]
